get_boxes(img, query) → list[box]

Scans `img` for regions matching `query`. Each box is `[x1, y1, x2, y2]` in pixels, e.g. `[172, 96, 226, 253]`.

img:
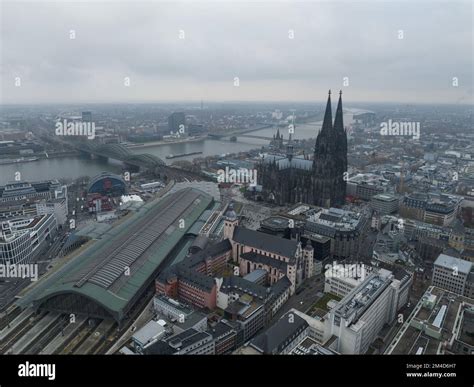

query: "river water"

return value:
[0, 120, 351, 185]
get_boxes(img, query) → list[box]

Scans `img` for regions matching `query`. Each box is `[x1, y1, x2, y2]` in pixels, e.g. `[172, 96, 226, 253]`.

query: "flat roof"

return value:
[434, 254, 472, 274]
[132, 320, 166, 345]
[388, 286, 474, 354]
[243, 269, 267, 283]
[290, 337, 336, 355]
[261, 216, 291, 229]
[372, 193, 397, 201]
[155, 295, 193, 316]
[333, 274, 391, 324]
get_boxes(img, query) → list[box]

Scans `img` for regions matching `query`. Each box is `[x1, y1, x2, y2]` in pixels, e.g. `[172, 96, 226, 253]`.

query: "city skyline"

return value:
[0, 1, 473, 380]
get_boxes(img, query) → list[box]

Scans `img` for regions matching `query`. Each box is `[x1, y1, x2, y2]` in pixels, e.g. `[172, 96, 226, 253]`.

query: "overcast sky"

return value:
[1, 0, 472, 104]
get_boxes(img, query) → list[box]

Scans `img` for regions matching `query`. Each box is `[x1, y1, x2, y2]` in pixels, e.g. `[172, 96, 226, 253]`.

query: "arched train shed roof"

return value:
[17, 188, 214, 323]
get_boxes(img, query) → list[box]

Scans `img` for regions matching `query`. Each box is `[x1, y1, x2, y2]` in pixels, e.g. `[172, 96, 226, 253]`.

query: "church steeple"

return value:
[287, 114, 295, 161]
[321, 90, 332, 134]
[334, 90, 344, 133]
[314, 90, 334, 156]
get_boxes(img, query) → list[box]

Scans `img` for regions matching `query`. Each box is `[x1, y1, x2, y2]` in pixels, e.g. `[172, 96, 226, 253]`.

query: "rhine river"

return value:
[0, 120, 348, 185]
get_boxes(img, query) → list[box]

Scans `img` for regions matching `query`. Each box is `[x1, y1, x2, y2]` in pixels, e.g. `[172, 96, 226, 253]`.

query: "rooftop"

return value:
[306, 207, 363, 235]
[458, 307, 474, 347]
[233, 226, 298, 258]
[249, 311, 308, 354]
[225, 297, 264, 320]
[185, 239, 232, 270]
[333, 273, 392, 325]
[372, 193, 398, 202]
[260, 216, 292, 231]
[209, 320, 236, 340]
[434, 254, 472, 275]
[132, 320, 166, 346]
[240, 251, 289, 272]
[145, 328, 212, 354]
[17, 188, 213, 322]
[242, 269, 267, 283]
[387, 286, 474, 355]
[290, 336, 336, 355]
[154, 295, 193, 316]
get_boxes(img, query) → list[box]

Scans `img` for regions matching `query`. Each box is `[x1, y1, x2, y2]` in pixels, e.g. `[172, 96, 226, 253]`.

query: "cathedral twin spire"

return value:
[334, 90, 344, 134]
[312, 89, 347, 207]
[320, 90, 333, 136]
[315, 90, 345, 154]
[320, 90, 344, 133]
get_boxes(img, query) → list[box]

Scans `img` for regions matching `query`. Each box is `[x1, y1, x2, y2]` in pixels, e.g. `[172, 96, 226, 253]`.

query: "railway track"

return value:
[74, 319, 116, 354]
[0, 306, 22, 331]
[60, 322, 95, 354]
[41, 315, 88, 354]
[23, 315, 66, 354]
[0, 310, 45, 353]
[8, 312, 61, 354]
[0, 255, 155, 355]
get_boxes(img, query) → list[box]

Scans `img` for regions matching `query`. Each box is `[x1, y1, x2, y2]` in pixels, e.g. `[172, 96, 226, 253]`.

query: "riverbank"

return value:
[0, 151, 80, 162]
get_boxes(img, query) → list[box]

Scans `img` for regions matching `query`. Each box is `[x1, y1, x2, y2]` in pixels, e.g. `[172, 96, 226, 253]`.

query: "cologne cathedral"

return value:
[257, 90, 347, 208]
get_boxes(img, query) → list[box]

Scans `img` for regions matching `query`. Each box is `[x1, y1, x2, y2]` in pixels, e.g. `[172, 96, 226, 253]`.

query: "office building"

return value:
[370, 193, 399, 215]
[387, 286, 474, 354]
[248, 311, 309, 354]
[210, 320, 238, 355]
[131, 320, 167, 354]
[224, 295, 266, 343]
[0, 213, 58, 265]
[400, 192, 462, 226]
[324, 263, 370, 298]
[346, 174, 387, 201]
[0, 180, 63, 204]
[153, 295, 194, 322]
[145, 328, 215, 355]
[168, 112, 186, 134]
[432, 254, 473, 297]
[304, 207, 365, 260]
[327, 269, 412, 354]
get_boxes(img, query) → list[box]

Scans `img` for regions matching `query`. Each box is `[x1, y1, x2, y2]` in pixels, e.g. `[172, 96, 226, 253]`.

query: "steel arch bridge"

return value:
[75, 143, 165, 169]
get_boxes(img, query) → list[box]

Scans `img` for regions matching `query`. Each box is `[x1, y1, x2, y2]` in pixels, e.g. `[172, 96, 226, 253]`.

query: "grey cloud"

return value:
[1, 0, 472, 104]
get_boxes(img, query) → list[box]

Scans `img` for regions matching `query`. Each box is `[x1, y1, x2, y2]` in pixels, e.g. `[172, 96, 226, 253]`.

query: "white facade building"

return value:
[432, 254, 472, 296]
[327, 269, 412, 354]
[0, 213, 58, 265]
[324, 263, 370, 298]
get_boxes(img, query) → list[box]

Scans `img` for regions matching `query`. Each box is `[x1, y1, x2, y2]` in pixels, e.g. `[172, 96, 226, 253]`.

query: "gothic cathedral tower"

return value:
[312, 90, 347, 207]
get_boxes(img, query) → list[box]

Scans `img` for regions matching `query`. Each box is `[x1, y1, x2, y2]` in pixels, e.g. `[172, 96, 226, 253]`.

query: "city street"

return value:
[269, 274, 325, 325]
